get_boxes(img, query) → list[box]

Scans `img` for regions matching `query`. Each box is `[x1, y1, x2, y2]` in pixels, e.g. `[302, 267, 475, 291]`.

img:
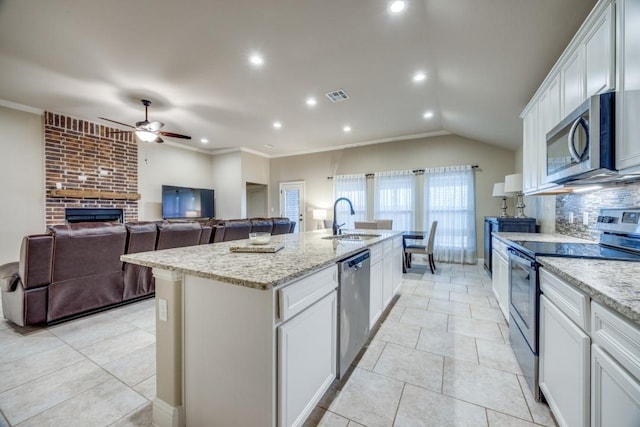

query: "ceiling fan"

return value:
[99, 99, 191, 143]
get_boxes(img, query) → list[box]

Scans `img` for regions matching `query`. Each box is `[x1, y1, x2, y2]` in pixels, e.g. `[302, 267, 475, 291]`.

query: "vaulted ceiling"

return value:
[0, 0, 596, 157]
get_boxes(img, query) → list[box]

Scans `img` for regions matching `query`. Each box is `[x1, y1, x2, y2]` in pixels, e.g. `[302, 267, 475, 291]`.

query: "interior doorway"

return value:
[279, 181, 305, 233]
[246, 182, 268, 218]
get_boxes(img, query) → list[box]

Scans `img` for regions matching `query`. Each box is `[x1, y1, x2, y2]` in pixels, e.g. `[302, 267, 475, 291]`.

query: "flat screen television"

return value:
[162, 185, 215, 219]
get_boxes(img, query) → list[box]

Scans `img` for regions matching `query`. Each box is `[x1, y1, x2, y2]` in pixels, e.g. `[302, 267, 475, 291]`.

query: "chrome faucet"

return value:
[332, 197, 355, 235]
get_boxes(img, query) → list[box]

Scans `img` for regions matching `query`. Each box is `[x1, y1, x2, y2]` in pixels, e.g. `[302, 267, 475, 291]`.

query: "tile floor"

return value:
[0, 261, 557, 426]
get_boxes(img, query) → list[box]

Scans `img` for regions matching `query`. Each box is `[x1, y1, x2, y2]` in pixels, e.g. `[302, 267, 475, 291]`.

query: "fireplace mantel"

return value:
[50, 189, 141, 200]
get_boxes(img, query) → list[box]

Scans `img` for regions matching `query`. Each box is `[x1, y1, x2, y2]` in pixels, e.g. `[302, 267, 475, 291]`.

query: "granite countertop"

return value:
[121, 229, 402, 290]
[538, 257, 640, 326]
[493, 232, 640, 327]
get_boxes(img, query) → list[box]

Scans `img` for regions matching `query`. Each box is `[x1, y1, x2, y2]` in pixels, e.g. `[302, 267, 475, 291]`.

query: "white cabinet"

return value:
[490, 238, 509, 321]
[539, 294, 590, 427]
[591, 301, 640, 427]
[591, 344, 640, 427]
[522, 105, 539, 194]
[584, 3, 614, 98]
[536, 75, 561, 190]
[615, 0, 640, 171]
[382, 252, 393, 306]
[369, 253, 383, 328]
[561, 47, 585, 116]
[278, 290, 337, 427]
[392, 237, 403, 296]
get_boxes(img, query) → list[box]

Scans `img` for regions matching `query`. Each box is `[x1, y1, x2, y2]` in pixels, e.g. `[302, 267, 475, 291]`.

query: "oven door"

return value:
[508, 248, 538, 352]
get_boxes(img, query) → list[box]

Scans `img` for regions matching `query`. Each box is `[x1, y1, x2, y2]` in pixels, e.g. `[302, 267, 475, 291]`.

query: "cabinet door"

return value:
[522, 105, 539, 194]
[278, 291, 337, 427]
[539, 295, 590, 427]
[561, 47, 585, 116]
[585, 3, 614, 97]
[392, 249, 403, 296]
[491, 250, 509, 321]
[537, 75, 561, 189]
[369, 260, 383, 328]
[616, 0, 640, 170]
[382, 254, 393, 307]
[592, 344, 640, 427]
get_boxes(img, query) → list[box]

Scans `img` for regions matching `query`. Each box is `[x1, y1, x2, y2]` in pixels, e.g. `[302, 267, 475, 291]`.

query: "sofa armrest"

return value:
[0, 262, 20, 292]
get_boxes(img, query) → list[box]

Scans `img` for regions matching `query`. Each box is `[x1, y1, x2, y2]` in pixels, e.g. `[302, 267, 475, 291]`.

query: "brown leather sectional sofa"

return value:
[0, 217, 295, 327]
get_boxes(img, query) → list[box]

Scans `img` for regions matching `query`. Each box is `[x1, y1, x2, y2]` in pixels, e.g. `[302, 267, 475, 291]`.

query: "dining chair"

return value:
[374, 219, 393, 230]
[404, 220, 438, 274]
[354, 221, 378, 229]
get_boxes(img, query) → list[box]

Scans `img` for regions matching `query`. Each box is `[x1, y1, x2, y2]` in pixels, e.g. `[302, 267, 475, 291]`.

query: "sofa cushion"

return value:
[125, 221, 158, 254]
[19, 235, 54, 289]
[156, 221, 202, 250]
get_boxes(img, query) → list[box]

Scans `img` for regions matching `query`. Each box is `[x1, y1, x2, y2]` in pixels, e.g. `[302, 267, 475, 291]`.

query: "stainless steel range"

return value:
[507, 207, 640, 401]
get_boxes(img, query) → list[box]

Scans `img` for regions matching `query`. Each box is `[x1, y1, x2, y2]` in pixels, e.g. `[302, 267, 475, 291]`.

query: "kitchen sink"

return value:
[322, 233, 381, 241]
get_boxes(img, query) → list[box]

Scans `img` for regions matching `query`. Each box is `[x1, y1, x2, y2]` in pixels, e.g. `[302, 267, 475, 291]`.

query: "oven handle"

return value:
[508, 248, 537, 269]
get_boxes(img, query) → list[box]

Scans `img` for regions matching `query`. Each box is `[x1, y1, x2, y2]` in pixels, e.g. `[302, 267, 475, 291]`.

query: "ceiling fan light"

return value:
[135, 130, 158, 142]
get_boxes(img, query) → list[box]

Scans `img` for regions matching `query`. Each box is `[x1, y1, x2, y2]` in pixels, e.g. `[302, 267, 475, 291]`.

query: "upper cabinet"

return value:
[521, 0, 615, 195]
[616, 0, 640, 171]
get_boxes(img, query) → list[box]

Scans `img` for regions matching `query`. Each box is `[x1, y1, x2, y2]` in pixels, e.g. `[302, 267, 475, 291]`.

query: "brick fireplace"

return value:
[44, 112, 139, 226]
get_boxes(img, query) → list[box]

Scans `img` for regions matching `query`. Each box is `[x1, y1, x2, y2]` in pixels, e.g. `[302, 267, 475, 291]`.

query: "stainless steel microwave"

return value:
[545, 92, 615, 184]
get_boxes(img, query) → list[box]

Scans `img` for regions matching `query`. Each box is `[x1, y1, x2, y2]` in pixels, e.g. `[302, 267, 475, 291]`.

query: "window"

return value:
[424, 165, 477, 264]
[374, 171, 415, 231]
[334, 174, 367, 229]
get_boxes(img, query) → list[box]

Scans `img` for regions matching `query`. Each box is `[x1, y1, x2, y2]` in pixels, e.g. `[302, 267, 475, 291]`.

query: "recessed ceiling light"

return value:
[306, 97, 317, 107]
[389, 1, 406, 14]
[413, 72, 426, 82]
[200, 138, 208, 144]
[273, 121, 282, 129]
[343, 126, 352, 133]
[265, 144, 274, 149]
[423, 111, 434, 119]
[249, 54, 264, 66]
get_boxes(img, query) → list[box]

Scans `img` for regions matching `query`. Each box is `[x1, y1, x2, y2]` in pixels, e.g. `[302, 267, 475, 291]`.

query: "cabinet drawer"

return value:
[492, 238, 509, 260]
[370, 243, 383, 265]
[540, 268, 590, 331]
[278, 265, 338, 322]
[392, 236, 402, 250]
[383, 239, 393, 255]
[591, 301, 640, 381]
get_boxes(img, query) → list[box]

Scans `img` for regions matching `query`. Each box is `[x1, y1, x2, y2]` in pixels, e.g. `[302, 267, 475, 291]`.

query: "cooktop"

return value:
[511, 241, 640, 262]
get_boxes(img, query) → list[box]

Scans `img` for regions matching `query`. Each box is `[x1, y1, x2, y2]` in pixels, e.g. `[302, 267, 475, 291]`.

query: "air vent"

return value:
[325, 89, 350, 103]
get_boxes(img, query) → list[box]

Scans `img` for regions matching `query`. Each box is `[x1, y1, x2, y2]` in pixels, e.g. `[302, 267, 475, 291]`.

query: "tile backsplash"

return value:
[556, 182, 640, 241]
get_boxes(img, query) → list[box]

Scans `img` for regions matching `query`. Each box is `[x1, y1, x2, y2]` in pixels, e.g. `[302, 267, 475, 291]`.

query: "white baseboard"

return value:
[153, 398, 184, 427]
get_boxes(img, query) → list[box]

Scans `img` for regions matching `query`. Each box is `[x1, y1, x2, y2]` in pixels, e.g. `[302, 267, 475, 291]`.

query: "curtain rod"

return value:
[327, 164, 479, 180]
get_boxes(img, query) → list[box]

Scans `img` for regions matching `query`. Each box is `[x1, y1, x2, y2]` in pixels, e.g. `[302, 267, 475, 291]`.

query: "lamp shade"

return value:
[492, 182, 506, 197]
[312, 209, 327, 220]
[504, 173, 523, 193]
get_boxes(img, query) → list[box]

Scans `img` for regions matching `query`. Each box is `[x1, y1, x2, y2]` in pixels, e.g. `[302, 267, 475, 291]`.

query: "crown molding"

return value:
[0, 99, 44, 115]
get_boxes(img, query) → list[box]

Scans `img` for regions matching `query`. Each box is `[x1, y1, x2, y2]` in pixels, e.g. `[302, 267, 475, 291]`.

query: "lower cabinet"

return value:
[491, 238, 509, 321]
[539, 294, 590, 427]
[392, 246, 403, 296]
[382, 251, 393, 307]
[278, 290, 338, 427]
[591, 344, 640, 427]
[369, 258, 383, 328]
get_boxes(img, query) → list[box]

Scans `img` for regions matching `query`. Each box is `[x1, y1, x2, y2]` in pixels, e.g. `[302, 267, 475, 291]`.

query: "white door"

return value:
[280, 182, 305, 233]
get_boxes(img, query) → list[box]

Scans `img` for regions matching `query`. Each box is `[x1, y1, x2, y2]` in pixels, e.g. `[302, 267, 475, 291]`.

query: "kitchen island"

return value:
[122, 229, 403, 427]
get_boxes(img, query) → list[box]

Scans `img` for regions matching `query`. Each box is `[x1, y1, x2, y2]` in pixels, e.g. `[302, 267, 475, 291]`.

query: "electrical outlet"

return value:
[568, 212, 574, 224]
[158, 299, 168, 322]
[583, 212, 589, 226]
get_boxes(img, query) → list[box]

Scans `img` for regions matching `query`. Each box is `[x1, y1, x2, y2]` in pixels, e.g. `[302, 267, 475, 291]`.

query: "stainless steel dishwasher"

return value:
[337, 249, 370, 378]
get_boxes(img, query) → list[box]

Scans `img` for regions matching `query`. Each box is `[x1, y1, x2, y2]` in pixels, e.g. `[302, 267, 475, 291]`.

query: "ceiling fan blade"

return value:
[146, 121, 164, 132]
[159, 131, 192, 140]
[155, 136, 164, 143]
[99, 117, 136, 129]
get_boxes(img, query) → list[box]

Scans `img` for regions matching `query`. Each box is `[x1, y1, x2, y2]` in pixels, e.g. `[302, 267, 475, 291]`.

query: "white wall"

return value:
[0, 106, 45, 265]
[138, 143, 214, 220]
[211, 151, 243, 219]
[241, 151, 270, 217]
[270, 134, 517, 258]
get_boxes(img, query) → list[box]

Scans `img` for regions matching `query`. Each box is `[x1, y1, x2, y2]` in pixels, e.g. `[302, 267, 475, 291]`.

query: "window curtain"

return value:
[424, 165, 477, 264]
[333, 174, 367, 229]
[374, 170, 415, 231]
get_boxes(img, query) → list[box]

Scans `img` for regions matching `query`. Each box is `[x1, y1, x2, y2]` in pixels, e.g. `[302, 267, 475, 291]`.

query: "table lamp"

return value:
[312, 209, 327, 229]
[504, 173, 526, 218]
[492, 182, 509, 218]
